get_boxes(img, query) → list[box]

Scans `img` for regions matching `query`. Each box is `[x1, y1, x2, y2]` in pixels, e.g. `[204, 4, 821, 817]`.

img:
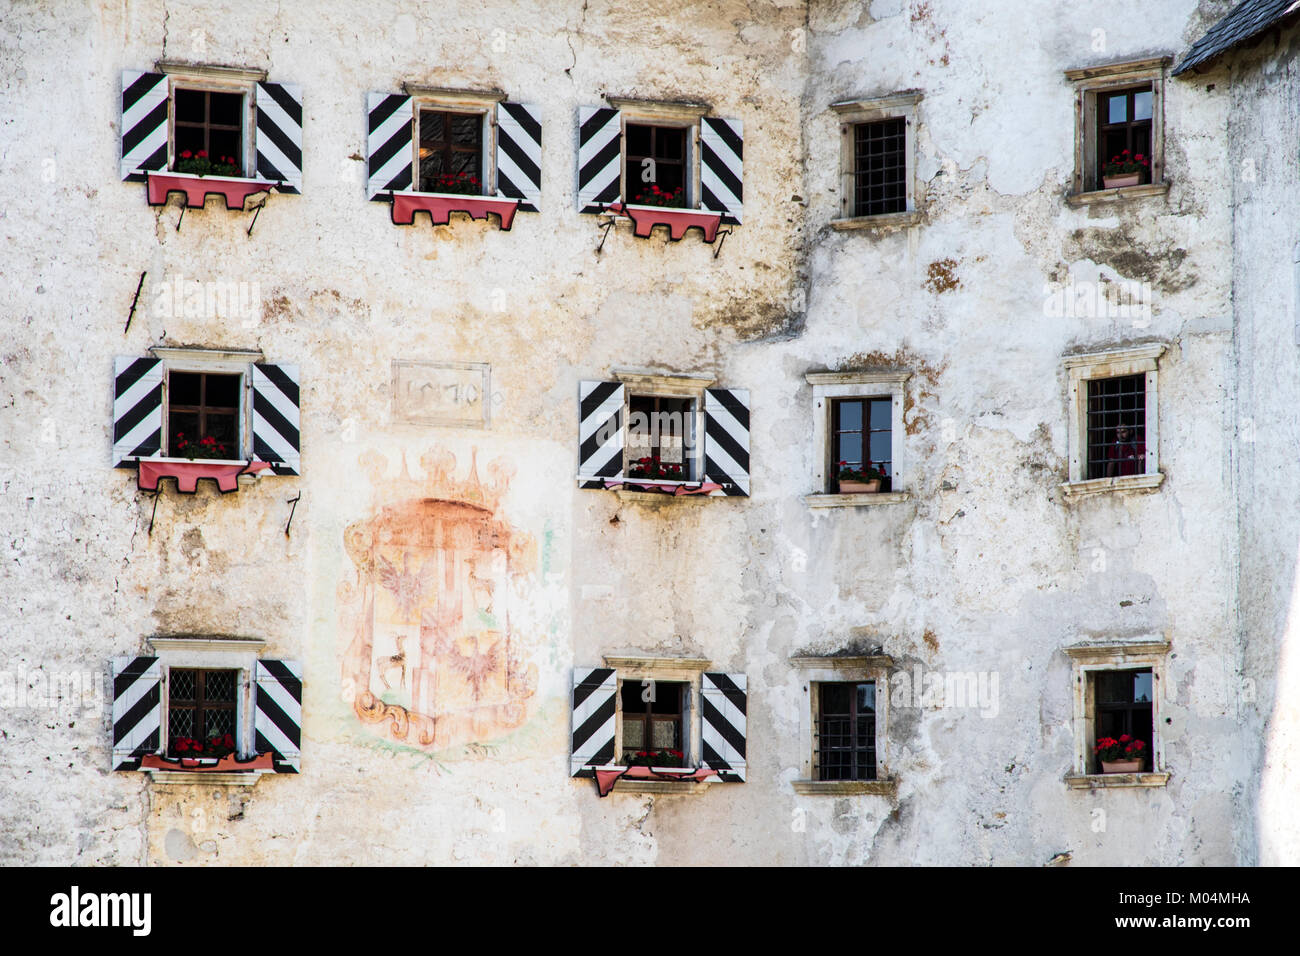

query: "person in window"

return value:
[1106, 424, 1145, 477]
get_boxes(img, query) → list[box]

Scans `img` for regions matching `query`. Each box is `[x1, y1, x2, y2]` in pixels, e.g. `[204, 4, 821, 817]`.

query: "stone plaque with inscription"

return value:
[392, 360, 491, 429]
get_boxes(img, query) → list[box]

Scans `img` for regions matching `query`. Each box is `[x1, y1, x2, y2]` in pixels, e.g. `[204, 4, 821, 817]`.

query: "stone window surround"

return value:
[402, 84, 505, 196]
[144, 635, 269, 788]
[805, 370, 911, 508]
[789, 655, 897, 796]
[606, 97, 711, 210]
[157, 61, 266, 179]
[1063, 639, 1171, 790]
[830, 90, 923, 230]
[612, 368, 713, 499]
[150, 346, 264, 465]
[1065, 56, 1171, 205]
[1061, 343, 1167, 498]
[602, 655, 714, 795]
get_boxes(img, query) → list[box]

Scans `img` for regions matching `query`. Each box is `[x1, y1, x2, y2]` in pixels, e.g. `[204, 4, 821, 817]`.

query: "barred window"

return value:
[1086, 374, 1146, 480]
[817, 682, 876, 781]
[853, 119, 907, 217]
[167, 668, 238, 756]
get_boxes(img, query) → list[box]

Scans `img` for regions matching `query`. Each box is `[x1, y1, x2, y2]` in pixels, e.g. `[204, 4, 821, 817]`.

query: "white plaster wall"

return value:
[0, 0, 1253, 865]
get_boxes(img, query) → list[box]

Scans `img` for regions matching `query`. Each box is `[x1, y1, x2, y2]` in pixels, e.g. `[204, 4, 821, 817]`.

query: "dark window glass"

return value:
[627, 395, 694, 480]
[1096, 85, 1152, 189]
[168, 371, 240, 458]
[417, 109, 483, 192]
[818, 682, 876, 780]
[173, 89, 245, 173]
[1086, 375, 1146, 479]
[1094, 668, 1154, 772]
[625, 123, 687, 206]
[853, 118, 907, 216]
[620, 680, 684, 763]
[831, 397, 892, 490]
[168, 668, 238, 755]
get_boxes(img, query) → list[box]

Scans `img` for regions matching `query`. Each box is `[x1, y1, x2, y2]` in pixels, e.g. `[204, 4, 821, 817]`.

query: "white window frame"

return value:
[614, 368, 713, 489]
[603, 656, 713, 794]
[1062, 343, 1167, 498]
[805, 370, 910, 508]
[830, 90, 922, 230]
[607, 98, 708, 210]
[1065, 57, 1170, 204]
[144, 635, 269, 787]
[151, 346, 263, 464]
[1064, 639, 1170, 789]
[404, 86, 504, 196]
[790, 655, 896, 796]
[158, 61, 265, 180]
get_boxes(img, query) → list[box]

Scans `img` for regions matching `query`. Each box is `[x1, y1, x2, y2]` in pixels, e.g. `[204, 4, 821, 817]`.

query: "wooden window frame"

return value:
[814, 680, 878, 781]
[165, 369, 242, 459]
[619, 678, 686, 764]
[414, 106, 488, 194]
[402, 87, 505, 197]
[831, 91, 922, 229]
[1065, 57, 1170, 202]
[623, 121, 691, 208]
[604, 656, 712, 772]
[166, 667, 239, 756]
[830, 395, 895, 492]
[613, 369, 714, 486]
[166, 74, 257, 178]
[606, 99, 709, 211]
[151, 348, 263, 464]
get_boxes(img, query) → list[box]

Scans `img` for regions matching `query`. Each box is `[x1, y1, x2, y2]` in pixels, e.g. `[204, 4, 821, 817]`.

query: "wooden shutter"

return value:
[367, 92, 414, 199]
[495, 102, 541, 212]
[571, 667, 617, 777]
[255, 660, 302, 773]
[578, 380, 624, 488]
[700, 116, 743, 224]
[577, 106, 621, 212]
[255, 81, 303, 193]
[112, 356, 164, 467]
[120, 70, 169, 182]
[251, 363, 301, 475]
[701, 672, 747, 782]
[704, 387, 750, 497]
[111, 656, 162, 771]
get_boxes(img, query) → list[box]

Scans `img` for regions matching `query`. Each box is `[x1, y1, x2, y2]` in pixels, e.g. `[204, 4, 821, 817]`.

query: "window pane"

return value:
[1132, 671, 1153, 703]
[836, 400, 862, 431]
[450, 114, 480, 145]
[205, 374, 240, 407]
[1133, 90, 1153, 122]
[838, 434, 862, 464]
[650, 720, 677, 749]
[170, 372, 201, 405]
[209, 92, 243, 127]
[821, 683, 852, 715]
[622, 719, 644, 750]
[1097, 671, 1130, 703]
[869, 432, 891, 464]
[620, 680, 647, 714]
[1106, 94, 1128, 124]
[869, 398, 891, 430]
[174, 88, 204, 122]
[208, 130, 241, 166]
[625, 124, 652, 155]
[650, 681, 681, 715]
[419, 110, 446, 144]
[857, 682, 875, 714]
[656, 127, 685, 161]
[205, 670, 237, 702]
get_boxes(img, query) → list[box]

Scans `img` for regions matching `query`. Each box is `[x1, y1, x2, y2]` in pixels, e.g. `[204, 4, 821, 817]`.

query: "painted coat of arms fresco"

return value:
[340, 448, 540, 751]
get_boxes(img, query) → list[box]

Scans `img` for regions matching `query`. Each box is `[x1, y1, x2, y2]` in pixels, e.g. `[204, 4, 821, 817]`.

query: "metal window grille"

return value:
[853, 119, 906, 216]
[1086, 374, 1146, 480]
[817, 682, 876, 781]
[168, 668, 238, 754]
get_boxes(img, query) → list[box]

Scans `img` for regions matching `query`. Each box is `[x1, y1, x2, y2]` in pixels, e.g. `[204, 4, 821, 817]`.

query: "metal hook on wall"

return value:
[284, 493, 301, 538]
[124, 271, 147, 335]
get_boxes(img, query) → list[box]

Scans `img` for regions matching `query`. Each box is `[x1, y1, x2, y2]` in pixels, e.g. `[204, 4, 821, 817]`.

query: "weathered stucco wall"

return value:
[0, 0, 1266, 865]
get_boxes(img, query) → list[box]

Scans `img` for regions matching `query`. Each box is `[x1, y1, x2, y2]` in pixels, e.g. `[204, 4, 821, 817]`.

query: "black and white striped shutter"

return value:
[495, 102, 541, 212]
[578, 380, 624, 489]
[700, 117, 743, 224]
[111, 656, 162, 771]
[571, 667, 617, 777]
[255, 660, 302, 773]
[577, 106, 621, 213]
[701, 672, 747, 782]
[251, 363, 301, 476]
[367, 93, 414, 200]
[255, 81, 303, 193]
[704, 387, 751, 497]
[113, 356, 164, 468]
[120, 70, 169, 182]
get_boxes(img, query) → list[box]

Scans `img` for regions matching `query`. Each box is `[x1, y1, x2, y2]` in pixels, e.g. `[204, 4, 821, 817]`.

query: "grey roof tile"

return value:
[1174, 0, 1300, 74]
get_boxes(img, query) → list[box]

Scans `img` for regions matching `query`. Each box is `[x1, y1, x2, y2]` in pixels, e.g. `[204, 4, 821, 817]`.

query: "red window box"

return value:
[605, 201, 723, 242]
[141, 752, 275, 773]
[146, 171, 278, 210]
[389, 191, 520, 230]
[137, 459, 272, 494]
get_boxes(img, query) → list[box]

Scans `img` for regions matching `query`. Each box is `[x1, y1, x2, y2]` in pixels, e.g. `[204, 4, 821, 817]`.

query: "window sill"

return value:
[804, 491, 911, 509]
[1065, 182, 1169, 206]
[792, 778, 898, 796]
[145, 770, 267, 787]
[830, 210, 921, 231]
[146, 171, 277, 210]
[1065, 771, 1170, 790]
[604, 202, 723, 242]
[388, 191, 519, 230]
[1060, 473, 1164, 499]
